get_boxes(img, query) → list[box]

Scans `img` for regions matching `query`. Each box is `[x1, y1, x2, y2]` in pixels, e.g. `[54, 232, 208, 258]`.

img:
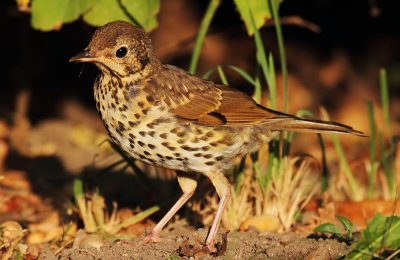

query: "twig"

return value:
[265, 16, 321, 33]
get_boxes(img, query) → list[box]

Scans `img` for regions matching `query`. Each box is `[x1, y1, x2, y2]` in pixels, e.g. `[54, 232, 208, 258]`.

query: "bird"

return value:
[70, 20, 364, 252]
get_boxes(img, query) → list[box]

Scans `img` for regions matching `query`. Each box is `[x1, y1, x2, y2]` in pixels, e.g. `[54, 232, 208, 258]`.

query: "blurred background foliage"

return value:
[17, 0, 280, 34]
[2, 0, 399, 203]
[2, 0, 399, 124]
[26, 0, 161, 31]
[0, 1, 399, 258]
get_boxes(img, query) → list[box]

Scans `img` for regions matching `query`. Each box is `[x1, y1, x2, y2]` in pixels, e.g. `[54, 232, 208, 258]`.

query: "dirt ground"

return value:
[39, 228, 348, 259]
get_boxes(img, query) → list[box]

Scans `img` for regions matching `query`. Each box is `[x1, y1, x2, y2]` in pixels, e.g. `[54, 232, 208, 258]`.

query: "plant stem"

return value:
[379, 68, 395, 198]
[331, 135, 361, 201]
[268, 0, 288, 113]
[317, 134, 329, 192]
[249, 10, 276, 108]
[367, 101, 378, 198]
[116, 205, 160, 230]
[189, 0, 221, 74]
[217, 65, 229, 85]
[73, 178, 97, 232]
[380, 68, 392, 142]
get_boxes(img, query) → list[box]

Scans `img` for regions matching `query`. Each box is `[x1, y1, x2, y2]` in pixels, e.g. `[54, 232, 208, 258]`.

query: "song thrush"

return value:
[70, 21, 363, 252]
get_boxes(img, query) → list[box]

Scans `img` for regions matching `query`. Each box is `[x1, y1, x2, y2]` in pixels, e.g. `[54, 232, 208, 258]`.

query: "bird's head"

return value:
[70, 21, 160, 78]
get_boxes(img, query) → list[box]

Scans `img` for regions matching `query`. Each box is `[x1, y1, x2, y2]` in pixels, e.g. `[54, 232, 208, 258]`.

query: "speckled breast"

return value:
[93, 75, 264, 173]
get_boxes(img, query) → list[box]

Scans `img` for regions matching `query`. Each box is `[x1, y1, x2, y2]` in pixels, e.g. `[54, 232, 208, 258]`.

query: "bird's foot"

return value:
[141, 231, 162, 244]
[204, 231, 228, 256]
[206, 241, 217, 253]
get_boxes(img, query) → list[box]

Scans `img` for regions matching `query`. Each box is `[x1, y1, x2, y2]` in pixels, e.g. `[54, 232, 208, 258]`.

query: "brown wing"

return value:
[195, 85, 291, 125]
[146, 65, 365, 136]
[146, 65, 288, 126]
[144, 65, 222, 120]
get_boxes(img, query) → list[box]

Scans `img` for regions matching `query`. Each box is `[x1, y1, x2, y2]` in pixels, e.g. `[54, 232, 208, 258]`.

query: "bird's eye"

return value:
[116, 47, 128, 58]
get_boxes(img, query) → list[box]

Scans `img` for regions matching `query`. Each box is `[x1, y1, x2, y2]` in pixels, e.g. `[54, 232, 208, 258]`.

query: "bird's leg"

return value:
[204, 170, 231, 253]
[142, 172, 197, 243]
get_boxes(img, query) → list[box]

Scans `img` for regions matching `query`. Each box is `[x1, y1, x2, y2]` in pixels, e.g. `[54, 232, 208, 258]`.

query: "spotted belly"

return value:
[103, 111, 259, 175]
[107, 117, 238, 172]
[96, 87, 263, 173]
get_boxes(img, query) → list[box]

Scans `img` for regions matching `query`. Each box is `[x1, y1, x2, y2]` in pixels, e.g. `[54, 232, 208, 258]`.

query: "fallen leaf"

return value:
[240, 215, 281, 232]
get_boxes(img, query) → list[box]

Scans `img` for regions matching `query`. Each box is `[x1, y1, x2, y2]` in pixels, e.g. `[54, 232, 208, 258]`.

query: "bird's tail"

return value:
[265, 117, 366, 136]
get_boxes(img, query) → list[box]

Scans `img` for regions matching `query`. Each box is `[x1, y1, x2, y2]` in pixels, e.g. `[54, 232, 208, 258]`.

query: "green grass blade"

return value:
[217, 65, 229, 85]
[379, 132, 396, 199]
[73, 178, 97, 232]
[233, 158, 246, 194]
[189, 0, 221, 74]
[254, 69, 262, 103]
[249, 10, 276, 108]
[228, 65, 257, 87]
[379, 68, 396, 198]
[73, 177, 84, 199]
[367, 101, 377, 163]
[202, 68, 215, 80]
[268, 0, 288, 112]
[321, 108, 361, 200]
[318, 134, 329, 192]
[331, 135, 361, 201]
[267, 53, 277, 108]
[367, 101, 378, 198]
[116, 205, 160, 230]
[379, 68, 392, 142]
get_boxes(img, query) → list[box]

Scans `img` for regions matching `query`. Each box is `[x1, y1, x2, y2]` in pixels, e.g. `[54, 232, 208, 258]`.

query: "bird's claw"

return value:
[206, 241, 217, 253]
[141, 232, 162, 244]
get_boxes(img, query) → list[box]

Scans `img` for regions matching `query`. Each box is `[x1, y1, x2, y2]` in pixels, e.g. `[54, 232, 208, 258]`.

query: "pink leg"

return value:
[204, 170, 231, 252]
[143, 173, 197, 242]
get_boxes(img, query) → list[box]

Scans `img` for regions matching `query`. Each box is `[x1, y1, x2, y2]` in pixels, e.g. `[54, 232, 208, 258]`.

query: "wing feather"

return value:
[144, 65, 364, 136]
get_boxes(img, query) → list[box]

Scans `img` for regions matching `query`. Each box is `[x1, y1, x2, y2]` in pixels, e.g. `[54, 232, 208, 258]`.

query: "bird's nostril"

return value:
[83, 47, 91, 56]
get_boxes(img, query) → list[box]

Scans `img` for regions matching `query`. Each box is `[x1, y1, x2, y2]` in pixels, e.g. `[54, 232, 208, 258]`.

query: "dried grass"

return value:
[191, 155, 321, 232]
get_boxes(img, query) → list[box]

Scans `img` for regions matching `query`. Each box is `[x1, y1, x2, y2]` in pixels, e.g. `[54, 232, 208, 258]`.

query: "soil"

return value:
[40, 228, 348, 259]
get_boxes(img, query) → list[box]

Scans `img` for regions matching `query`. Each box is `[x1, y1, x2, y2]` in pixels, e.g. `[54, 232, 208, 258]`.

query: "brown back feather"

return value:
[145, 65, 365, 136]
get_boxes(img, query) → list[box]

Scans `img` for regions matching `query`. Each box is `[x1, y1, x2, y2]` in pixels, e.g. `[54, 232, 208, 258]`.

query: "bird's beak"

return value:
[69, 51, 97, 63]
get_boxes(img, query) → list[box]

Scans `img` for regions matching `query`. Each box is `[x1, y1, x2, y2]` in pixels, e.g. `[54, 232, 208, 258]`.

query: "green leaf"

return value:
[83, 0, 160, 31]
[233, 0, 283, 35]
[314, 223, 341, 236]
[346, 214, 400, 260]
[83, 0, 128, 27]
[121, 0, 160, 31]
[31, 0, 94, 31]
[337, 215, 353, 237]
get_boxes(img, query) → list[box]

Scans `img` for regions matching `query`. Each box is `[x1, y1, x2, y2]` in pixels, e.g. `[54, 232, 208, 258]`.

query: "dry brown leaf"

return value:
[335, 199, 400, 228]
[0, 171, 31, 191]
[240, 215, 280, 232]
